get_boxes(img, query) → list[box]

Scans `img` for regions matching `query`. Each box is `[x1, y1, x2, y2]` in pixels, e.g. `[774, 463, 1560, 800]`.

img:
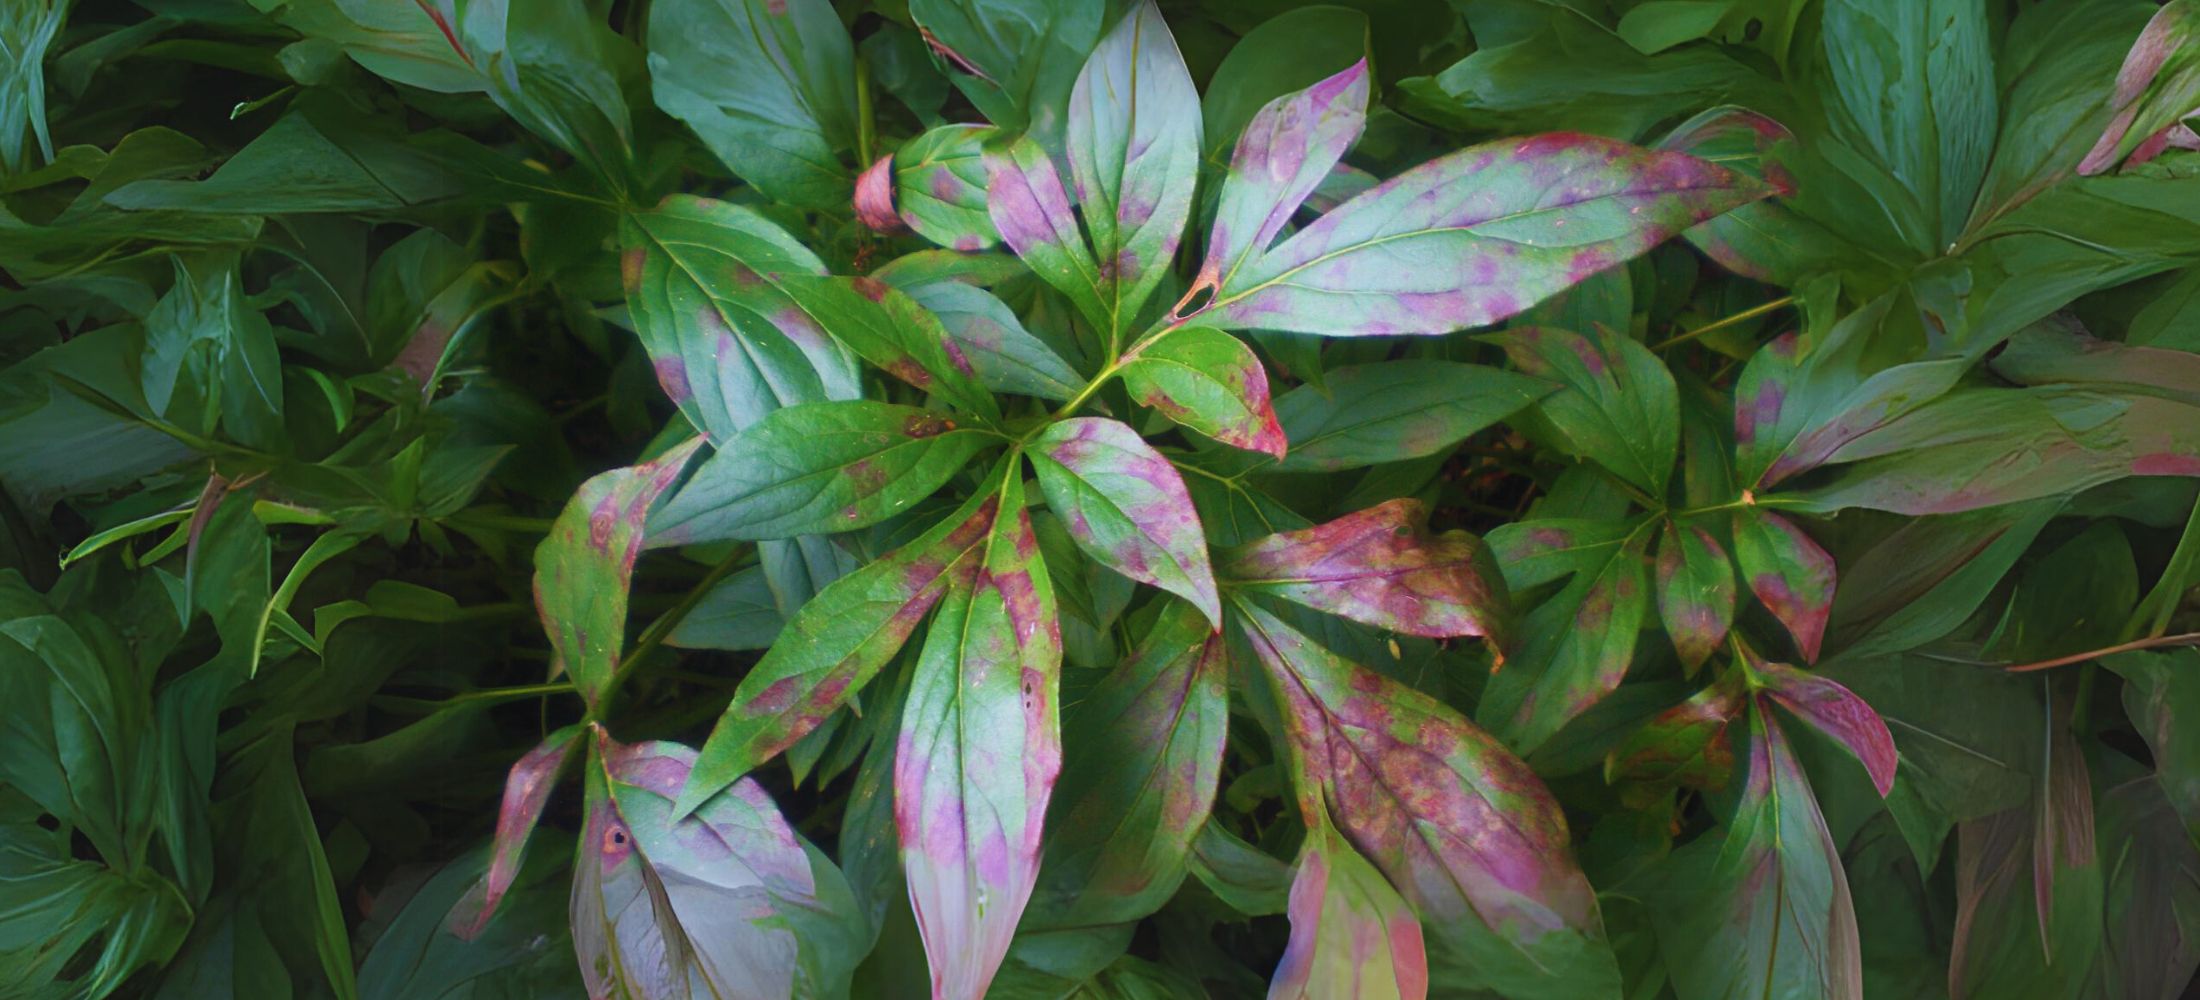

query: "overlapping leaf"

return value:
[1029, 418, 1221, 626]
[1222, 499, 1511, 646]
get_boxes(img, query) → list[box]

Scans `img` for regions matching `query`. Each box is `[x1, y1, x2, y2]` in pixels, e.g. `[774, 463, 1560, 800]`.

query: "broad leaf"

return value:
[897, 280, 1084, 402]
[1222, 498, 1511, 645]
[906, 0, 1102, 152]
[448, 724, 584, 939]
[1489, 325, 1679, 496]
[881, 125, 999, 250]
[1653, 521, 1734, 671]
[1272, 362, 1554, 473]
[1818, 0, 1997, 248]
[895, 471, 1062, 1000]
[1754, 661, 1897, 796]
[1605, 673, 1748, 790]
[1270, 817, 1430, 1000]
[1121, 326, 1286, 457]
[1029, 417, 1221, 626]
[775, 275, 1001, 422]
[1731, 508, 1836, 663]
[647, 0, 857, 209]
[650, 401, 991, 544]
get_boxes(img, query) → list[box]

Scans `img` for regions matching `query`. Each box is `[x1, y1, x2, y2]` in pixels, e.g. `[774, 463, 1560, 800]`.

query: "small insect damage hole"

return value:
[1172, 282, 1216, 321]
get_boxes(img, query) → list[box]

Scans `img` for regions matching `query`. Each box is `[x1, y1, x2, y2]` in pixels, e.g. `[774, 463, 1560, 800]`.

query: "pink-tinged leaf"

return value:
[1731, 508, 1835, 662]
[1032, 596, 1227, 927]
[774, 274, 1001, 422]
[1222, 499, 1511, 646]
[1067, 1, 1201, 334]
[534, 437, 702, 708]
[891, 124, 1000, 250]
[1270, 818, 1429, 1000]
[1175, 133, 1770, 337]
[1650, 106, 1851, 286]
[1650, 703, 1863, 1000]
[573, 731, 867, 1000]
[676, 481, 1004, 816]
[853, 153, 906, 234]
[896, 279, 1085, 402]
[896, 472, 1062, 1000]
[1121, 326, 1286, 457]
[447, 724, 583, 940]
[1479, 520, 1652, 755]
[1990, 315, 2200, 406]
[2079, 1, 2200, 175]
[1653, 522, 1734, 672]
[1029, 418, 1221, 627]
[985, 135, 1112, 334]
[2033, 699, 2096, 953]
[1487, 325, 1679, 495]
[1948, 728, 2104, 1000]
[1237, 602, 1618, 995]
[1195, 60, 1369, 297]
[1755, 661, 1897, 796]
[1605, 673, 1748, 790]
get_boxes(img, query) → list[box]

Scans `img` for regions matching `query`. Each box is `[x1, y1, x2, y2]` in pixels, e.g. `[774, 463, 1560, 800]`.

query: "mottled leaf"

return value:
[1269, 818, 1430, 1000]
[1272, 362, 1554, 473]
[447, 724, 583, 940]
[1173, 133, 1770, 336]
[1222, 499, 1510, 645]
[1653, 521, 1734, 671]
[650, 401, 990, 544]
[896, 280, 1084, 402]
[1029, 418, 1220, 626]
[895, 471, 1062, 1000]
[2080, 1, 2200, 174]
[1196, 60, 1369, 296]
[906, 0, 1102, 153]
[1605, 673, 1747, 790]
[1121, 326, 1285, 457]
[1731, 508, 1835, 662]
[1755, 661, 1896, 796]
[887, 124, 1000, 250]
[534, 438, 702, 708]
[1489, 325, 1679, 495]
[1480, 519, 1652, 754]
[1067, 2, 1200, 336]
[774, 274, 1000, 422]
[985, 134, 1112, 334]
[647, 0, 857, 209]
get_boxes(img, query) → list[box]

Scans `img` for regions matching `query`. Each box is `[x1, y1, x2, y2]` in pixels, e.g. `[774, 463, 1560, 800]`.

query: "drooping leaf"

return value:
[647, 0, 857, 209]
[1222, 498, 1511, 645]
[1653, 521, 1734, 671]
[1754, 661, 1897, 796]
[895, 470, 1062, 1000]
[533, 438, 702, 708]
[1268, 817, 1430, 1000]
[650, 401, 991, 544]
[447, 724, 584, 939]
[1031, 596, 1227, 927]
[1488, 324, 1679, 496]
[1196, 59, 1370, 296]
[1271, 362, 1555, 473]
[1731, 508, 1836, 663]
[1121, 326, 1286, 457]
[1029, 417, 1221, 626]
[1172, 133, 1771, 337]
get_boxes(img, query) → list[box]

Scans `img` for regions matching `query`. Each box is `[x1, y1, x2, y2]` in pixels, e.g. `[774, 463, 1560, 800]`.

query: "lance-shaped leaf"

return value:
[1479, 519, 1652, 754]
[1654, 521, 1734, 672]
[574, 732, 867, 1000]
[1272, 362, 1555, 473]
[898, 280, 1084, 402]
[896, 472, 1063, 1000]
[1222, 499, 1510, 645]
[2080, 1, 2200, 175]
[1652, 107, 1851, 286]
[1269, 818, 1430, 1000]
[774, 275, 1000, 422]
[1989, 316, 2200, 406]
[1121, 327, 1286, 457]
[1173, 133, 1770, 336]
[906, 0, 1101, 152]
[1488, 325, 1679, 496]
[1651, 703, 1863, 1000]
[1031, 596, 1227, 927]
[1732, 333, 1971, 492]
[1605, 674, 1747, 790]
[1755, 661, 1897, 796]
[1947, 754, 2104, 1000]
[677, 483, 1002, 815]
[650, 401, 991, 544]
[1067, 2, 1200, 334]
[535, 438, 702, 708]
[1196, 60, 1369, 295]
[986, 135, 1111, 334]
[447, 724, 583, 939]
[1732, 508, 1835, 663]
[647, 0, 858, 210]
[1238, 601, 1619, 997]
[622, 195, 861, 441]
[883, 124, 1000, 250]
[1029, 417, 1221, 626]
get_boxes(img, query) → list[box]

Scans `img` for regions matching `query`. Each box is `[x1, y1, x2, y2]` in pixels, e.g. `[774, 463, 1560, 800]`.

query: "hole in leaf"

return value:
[1174, 283, 1216, 320]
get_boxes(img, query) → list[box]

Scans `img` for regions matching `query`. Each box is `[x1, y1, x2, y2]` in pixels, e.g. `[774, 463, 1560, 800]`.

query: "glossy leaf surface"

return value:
[1029, 418, 1221, 626]
[1731, 508, 1836, 663]
[1121, 326, 1286, 457]
[1222, 499, 1511, 644]
[1654, 521, 1735, 671]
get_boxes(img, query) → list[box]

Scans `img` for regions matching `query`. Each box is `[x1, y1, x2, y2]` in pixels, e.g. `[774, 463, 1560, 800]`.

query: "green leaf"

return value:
[424, 0, 639, 192]
[1605, 672, 1748, 790]
[1271, 361, 1554, 473]
[885, 124, 1000, 251]
[897, 279, 1083, 402]
[666, 564, 784, 651]
[775, 275, 1002, 423]
[106, 111, 461, 213]
[1489, 325, 1678, 496]
[647, 0, 857, 209]
[1222, 498, 1511, 644]
[984, 132, 1113, 336]
[1187, 822, 1293, 917]
[1653, 521, 1734, 671]
[445, 724, 583, 940]
[1481, 518, 1652, 754]
[1269, 816, 1430, 1000]
[1823, 501, 2059, 660]
[2107, 648, 2200, 841]
[1029, 417, 1221, 626]
[650, 401, 991, 544]
[1195, 57, 1368, 305]
[1197, 7, 1367, 160]
[895, 469, 1062, 1000]
[359, 841, 582, 1000]
[1121, 326, 1285, 457]
[1731, 508, 1837, 663]
[908, 0, 1102, 154]
[1818, 0, 1997, 247]
[1616, 1, 1734, 55]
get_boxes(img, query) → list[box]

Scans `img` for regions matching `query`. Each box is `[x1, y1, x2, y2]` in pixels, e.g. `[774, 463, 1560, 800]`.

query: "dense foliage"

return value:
[6, 0, 2200, 997]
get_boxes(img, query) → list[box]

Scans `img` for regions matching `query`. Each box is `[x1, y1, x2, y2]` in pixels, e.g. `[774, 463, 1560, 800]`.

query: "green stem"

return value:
[596, 547, 750, 717]
[1653, 295, 1796, 352]
[855, 55, 876, 168]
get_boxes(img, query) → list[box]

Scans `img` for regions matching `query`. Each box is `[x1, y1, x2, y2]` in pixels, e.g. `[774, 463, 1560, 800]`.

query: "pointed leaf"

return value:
[1029, 417, 1220, 626]
[574, 733, 867, 1000]
[1732, 508, 1836, 662]
[1222, 499, 1511, 644]
[775, 275, 1000, 422]
[650, 401, 991, 544]
[1067, 1, 1200, 334]
[1174, 133, 1770, 336]
[678, 484, 1002, 814]
[1488, 325, 1679, 495]
[1269, 818, 1430, 1000]
[647, 0, 858, 209]
[1654, 522, 1734, 671]
[1272, 362, 1554, 473]
[1756, 661, 1897, 797]
[1651, 704, 1863, 1000]
[1121, 326, 1286, 457]
[1033, 597, 1227, 927]
[986, 135, 1112, 334]
[896, 472, 1063, 1000]
[1197, 60, 1369, 296]
[534, 438, 703, 708]
[1480, 520, 1652, 754]
[1238, 602, 1619, 996]
[906, 0, 1102, 152]
[447, 724, 583, 940]
[1605, 674, 1748, 790]
[1989, 316, 2200, 405]
[887, 125, 1000, 250]
[897, 279, 1084, 402]
[2080, 1, 2200, 174]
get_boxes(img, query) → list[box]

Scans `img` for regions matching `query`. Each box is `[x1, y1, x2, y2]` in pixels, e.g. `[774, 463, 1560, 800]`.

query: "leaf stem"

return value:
[2002, 632, 2200, 673]
[855, 54, 876, 168]
[1652, 295, 1796, 352]
[597, 546, 751, 715]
